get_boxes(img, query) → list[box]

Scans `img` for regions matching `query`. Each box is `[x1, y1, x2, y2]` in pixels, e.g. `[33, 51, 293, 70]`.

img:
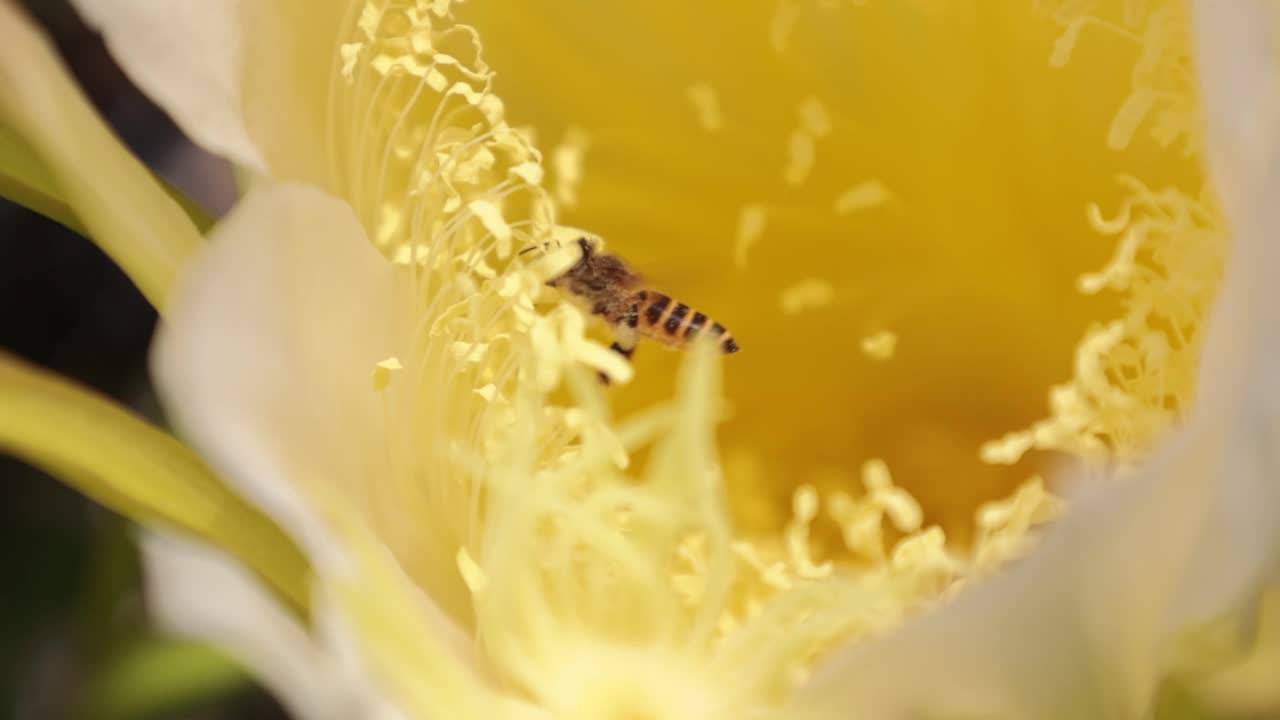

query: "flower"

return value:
[1, 0, 1279, 718]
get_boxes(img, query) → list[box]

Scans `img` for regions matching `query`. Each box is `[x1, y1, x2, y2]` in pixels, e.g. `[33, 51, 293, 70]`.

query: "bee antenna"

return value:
[519, 241, 555, 257]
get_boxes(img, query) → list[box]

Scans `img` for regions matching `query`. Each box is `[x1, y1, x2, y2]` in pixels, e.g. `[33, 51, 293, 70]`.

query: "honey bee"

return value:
[528, 237, 740, 378]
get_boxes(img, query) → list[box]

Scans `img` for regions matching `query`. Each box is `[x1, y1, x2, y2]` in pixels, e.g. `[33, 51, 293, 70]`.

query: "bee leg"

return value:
[599, 324, 638, 385]
[598, 341, 636, 385]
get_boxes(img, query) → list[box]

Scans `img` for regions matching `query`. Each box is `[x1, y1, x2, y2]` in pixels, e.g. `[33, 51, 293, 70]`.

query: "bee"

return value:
[527, 237, 740, 379]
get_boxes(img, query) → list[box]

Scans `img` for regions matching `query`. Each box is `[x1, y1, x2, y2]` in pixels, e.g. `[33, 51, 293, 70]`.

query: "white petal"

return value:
[792, 8, 1280, 718]
[151, 182, 409, 573]
[796, 416, 1277, 718]
[72, 0, 348, 182]
[141, 530, 405, 720]
[70, 0, 265, 172]
[1190, 1, 1280, 222]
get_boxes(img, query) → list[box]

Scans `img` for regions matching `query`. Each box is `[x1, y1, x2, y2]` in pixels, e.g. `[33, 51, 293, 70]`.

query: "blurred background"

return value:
[0, 3, 284, 718]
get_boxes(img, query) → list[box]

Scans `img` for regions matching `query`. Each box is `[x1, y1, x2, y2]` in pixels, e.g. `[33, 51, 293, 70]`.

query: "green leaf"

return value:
[81, 636, 249, 720]
[0, 123, 86, 235]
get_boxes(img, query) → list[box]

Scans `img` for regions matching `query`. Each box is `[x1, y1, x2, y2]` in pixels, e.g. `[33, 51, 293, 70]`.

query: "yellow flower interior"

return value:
[247, 0, 1226, 716]
[461, 0, 1221, 539]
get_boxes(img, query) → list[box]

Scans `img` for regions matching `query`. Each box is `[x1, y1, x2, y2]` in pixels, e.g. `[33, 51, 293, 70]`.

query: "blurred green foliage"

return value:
[0, 2, 282, 718]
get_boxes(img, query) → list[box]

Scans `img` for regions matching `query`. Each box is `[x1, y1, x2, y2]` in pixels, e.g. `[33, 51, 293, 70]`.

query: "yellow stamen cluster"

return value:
[984, 0, 1224, 472]
[326, 0, 620, 626]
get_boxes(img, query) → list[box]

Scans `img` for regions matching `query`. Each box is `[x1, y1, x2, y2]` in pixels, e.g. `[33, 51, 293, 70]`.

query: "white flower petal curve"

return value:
[70, 0, 265, 172]
[142, 529, 406, 720]
[789, 7, 1280, 719]
[1191, 0, 1280, 222]
[72, 0, 349, 183]
[151, 182, 410, 574]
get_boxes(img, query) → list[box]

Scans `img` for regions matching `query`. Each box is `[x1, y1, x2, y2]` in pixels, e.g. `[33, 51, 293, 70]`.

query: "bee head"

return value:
[540, 237, 601, 288]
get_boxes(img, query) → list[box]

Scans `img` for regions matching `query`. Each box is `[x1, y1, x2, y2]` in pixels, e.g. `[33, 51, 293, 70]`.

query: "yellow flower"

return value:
[1, 0, 1279, 718]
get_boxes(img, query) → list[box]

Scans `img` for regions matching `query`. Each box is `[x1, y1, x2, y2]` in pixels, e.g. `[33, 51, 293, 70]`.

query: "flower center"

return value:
[327, 0, 1228, 713]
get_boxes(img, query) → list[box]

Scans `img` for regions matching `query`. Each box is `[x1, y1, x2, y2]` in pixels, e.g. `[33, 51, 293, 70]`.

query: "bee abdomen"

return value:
[637, 291, 739, 353]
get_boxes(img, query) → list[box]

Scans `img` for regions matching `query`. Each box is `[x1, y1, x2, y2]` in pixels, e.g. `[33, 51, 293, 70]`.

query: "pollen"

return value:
[783, 130, 816, 187]
[357, 2, 382, 41]
[734, 204, 767, 269]
[686, 83, 723, 133]
[834, 180, 893, 215]
[553, 126, 591, 208]
[779, 279, 834, 314]
[450, 341, 489, 364]
[972, 477, 1064, 572]
[510, 161, 544, 186]
[860, 330, 897, 361]
[340, 43, 363, 81]
[784, 97, 831, 186]
[456, 546, 488, 595]
[785, 485, 833, 578]
[468, 199, 512, 256]
[797, 96, 831, 138]
[770, 0, 801, 54]
[372, 357, 403, 391]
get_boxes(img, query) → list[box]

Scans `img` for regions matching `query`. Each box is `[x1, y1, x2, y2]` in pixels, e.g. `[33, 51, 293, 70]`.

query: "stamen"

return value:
[784, 486, 833, 579]
[552, 126, 590, 208]
[734, 204, 767, 269]
[373, 356, 405, 391]
[457, 546, 489, 595]
[860, 331, 897, 361]
[686, 83, 724, 133]
[770, 0, 801, 54]
[797, 96, 831, 138]
[341, 43, 364, 80]
[989, 2, 1221, 471]
[778, 279, 834, 314]
[833, 180, 893, 215]
[783, 130, 815, 186]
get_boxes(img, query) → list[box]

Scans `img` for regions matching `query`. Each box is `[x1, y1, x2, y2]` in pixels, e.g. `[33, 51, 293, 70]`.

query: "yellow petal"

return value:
[0, 351, 309, 615]
[461, 0, 1209, 536]
[0, 3, 205, 311]
[0, 123, 85, 236]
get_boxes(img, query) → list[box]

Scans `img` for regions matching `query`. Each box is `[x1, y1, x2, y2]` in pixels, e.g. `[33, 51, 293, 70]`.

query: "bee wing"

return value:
[626, 253, 730, 295]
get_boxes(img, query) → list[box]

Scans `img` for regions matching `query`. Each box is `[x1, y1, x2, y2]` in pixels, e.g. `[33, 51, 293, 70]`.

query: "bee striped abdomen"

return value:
[636, 291, 739, 353]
